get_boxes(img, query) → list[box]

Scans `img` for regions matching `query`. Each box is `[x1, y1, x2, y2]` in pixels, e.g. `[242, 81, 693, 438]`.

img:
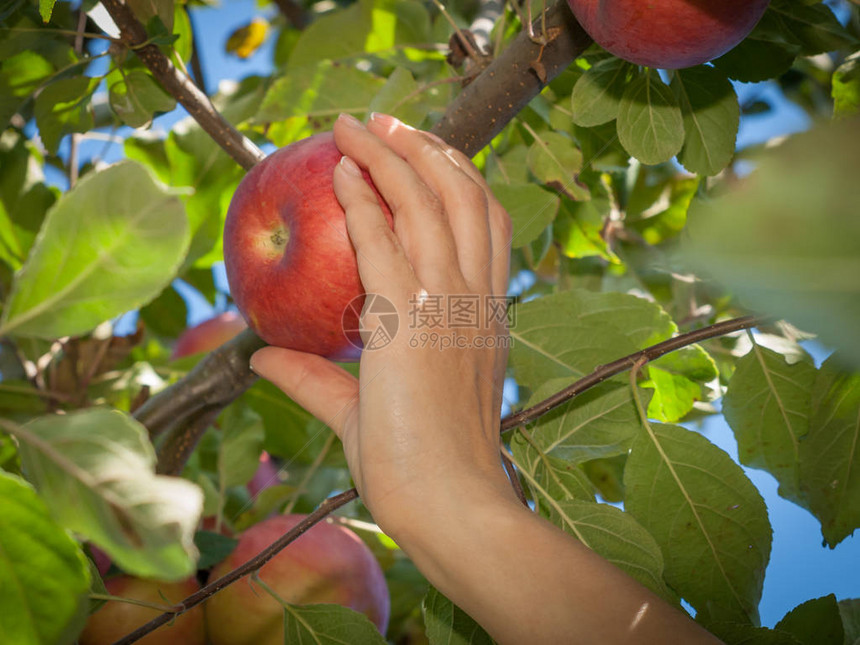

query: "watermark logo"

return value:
[342, 293, 399, 352]
[343, 293, 515, 353]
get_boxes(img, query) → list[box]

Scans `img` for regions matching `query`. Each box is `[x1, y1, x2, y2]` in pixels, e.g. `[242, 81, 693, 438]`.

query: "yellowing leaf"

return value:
[226, 18, 269, 59]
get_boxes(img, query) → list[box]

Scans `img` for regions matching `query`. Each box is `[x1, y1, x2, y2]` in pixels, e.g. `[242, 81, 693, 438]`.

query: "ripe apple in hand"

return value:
[78, 576, 205, 645]
[223, 131, 392, 361]
[567, 0, 771, 69]
[204, 514, 390, 643]
[171, 311, 247, 359]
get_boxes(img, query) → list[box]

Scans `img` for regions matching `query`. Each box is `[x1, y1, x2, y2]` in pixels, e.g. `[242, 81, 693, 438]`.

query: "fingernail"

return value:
[249, 360, 258, 375]
[370, 112, 400, 129]
[338, 113, 365, 128]
[339, 155, 363, 177]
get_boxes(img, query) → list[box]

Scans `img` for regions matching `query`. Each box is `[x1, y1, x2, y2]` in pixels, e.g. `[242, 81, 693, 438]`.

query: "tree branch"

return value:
[100, 0, 264, 170]
[432, 0, 592, 154]
[133, 329, 265, 437]
[271, 0, 306, 30]
[117, 314, 763, 644]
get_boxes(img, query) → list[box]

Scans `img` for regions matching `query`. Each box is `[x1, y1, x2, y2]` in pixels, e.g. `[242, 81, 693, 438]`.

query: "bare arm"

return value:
[251, 112, 721, 645]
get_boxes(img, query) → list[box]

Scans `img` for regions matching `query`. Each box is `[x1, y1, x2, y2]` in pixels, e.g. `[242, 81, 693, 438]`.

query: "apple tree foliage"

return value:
[0, 0, 860, 643]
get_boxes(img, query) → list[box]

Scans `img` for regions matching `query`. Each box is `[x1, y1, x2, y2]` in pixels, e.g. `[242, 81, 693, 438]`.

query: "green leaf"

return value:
[194, 530, 238, 570]
[838, 598, 860, 645]
[127, 0, 174, 34]
[833, 55, 860, 119]
[109, 69, 176, 128]
[490, 183, 560, 248]
[513, 378, 641, 464]
[258, 61, 385, 144]
[702, 621, 802, 645]
[723, 345, 818, 505]
[34, 76, 98, 154]
[570, 58, 631, 127]
[242, 380, 323, 462]
[0, 161, 189, 339]
[616, 71, 685, 165]
[10, 409, 203, 580]
[684, 118, 860, 367]
[423, 587, 495, 645]
[624, 423, 772, 623]
[548, 500, 676, 603]
[671, 66, 739, 176]
[138, 285, 187, 338]
[282, 603, 387, 644]
[526, 132, 588, 201]
[774, 595, 844, 645]
[509, 289, 675, 391]
[0, 133, 55, 271]
[287, 0, 432, 68]
[218, 405, 265, 489]
[798, 356, 860, 547]
[644, 366, 701, 423]
[769, 0, 858, 56]
[38, 0, 56, 21]
[0, 472, 90, 645]
[712, 10, 799, 83]
[510, 434, 595, 504]
[368, 66, 433, 127]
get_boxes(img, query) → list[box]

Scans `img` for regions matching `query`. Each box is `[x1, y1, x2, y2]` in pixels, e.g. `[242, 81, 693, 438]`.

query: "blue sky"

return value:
[67, 0, 860, 625]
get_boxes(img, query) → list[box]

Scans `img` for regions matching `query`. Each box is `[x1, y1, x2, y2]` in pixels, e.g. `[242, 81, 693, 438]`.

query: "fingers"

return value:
[333, 114, 464, 292]
[366, 114, 493, 291]
[250, 347, 359, 439]
[332, 155, 416, 297]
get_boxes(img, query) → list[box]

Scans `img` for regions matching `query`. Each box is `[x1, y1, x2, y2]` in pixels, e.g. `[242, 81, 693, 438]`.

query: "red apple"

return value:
[567, 0, 771, 69]
[204, 514, 390, 643]
[171, 311, 247, 359]
[78, 575, 205, 645]
[223, 132, 392, 361]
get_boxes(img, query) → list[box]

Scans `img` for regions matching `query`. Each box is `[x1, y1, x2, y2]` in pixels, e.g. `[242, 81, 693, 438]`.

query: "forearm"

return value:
[389, 478, 722, 645]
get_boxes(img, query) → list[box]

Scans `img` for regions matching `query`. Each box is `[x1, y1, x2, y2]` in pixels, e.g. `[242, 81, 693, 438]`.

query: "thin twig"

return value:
[111, 489, 359, 645]
[501, 450, 529, 506]
[501, 315, 765, 432]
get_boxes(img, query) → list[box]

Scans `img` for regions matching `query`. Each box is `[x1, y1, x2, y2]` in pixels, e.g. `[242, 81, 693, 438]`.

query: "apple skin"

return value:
[567, 0, 771, 69]
[223, 132, 392, 361]
[171, 311, 247, 359]
[205, 514, 390, 643]
[78, 576, 205, 645]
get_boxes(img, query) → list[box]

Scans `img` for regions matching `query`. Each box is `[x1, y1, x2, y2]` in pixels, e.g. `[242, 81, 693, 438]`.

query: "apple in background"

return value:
[566, 0, 771, 69]
[205, 514, 390, 643]
[247, 450, 280, 498]
[170, 311, 247, 359]
[78, 575, 205, 645]
[223, 131, 392, 361]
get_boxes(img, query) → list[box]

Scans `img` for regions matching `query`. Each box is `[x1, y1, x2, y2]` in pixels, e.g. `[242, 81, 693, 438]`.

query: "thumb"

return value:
[250, 346, 359, 439]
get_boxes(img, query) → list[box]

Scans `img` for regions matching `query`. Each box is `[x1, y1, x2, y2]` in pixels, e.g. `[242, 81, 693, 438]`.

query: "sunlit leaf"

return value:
[0, 161, 189, 339]
[12, 409, 203, 580]
[0, 472, 90, 645]
[490, 183, 560, 248]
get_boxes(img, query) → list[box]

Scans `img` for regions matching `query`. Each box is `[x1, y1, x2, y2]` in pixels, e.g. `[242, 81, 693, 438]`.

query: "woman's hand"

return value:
[250, 112, 517, 538]
[250, 113, 723, 645]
